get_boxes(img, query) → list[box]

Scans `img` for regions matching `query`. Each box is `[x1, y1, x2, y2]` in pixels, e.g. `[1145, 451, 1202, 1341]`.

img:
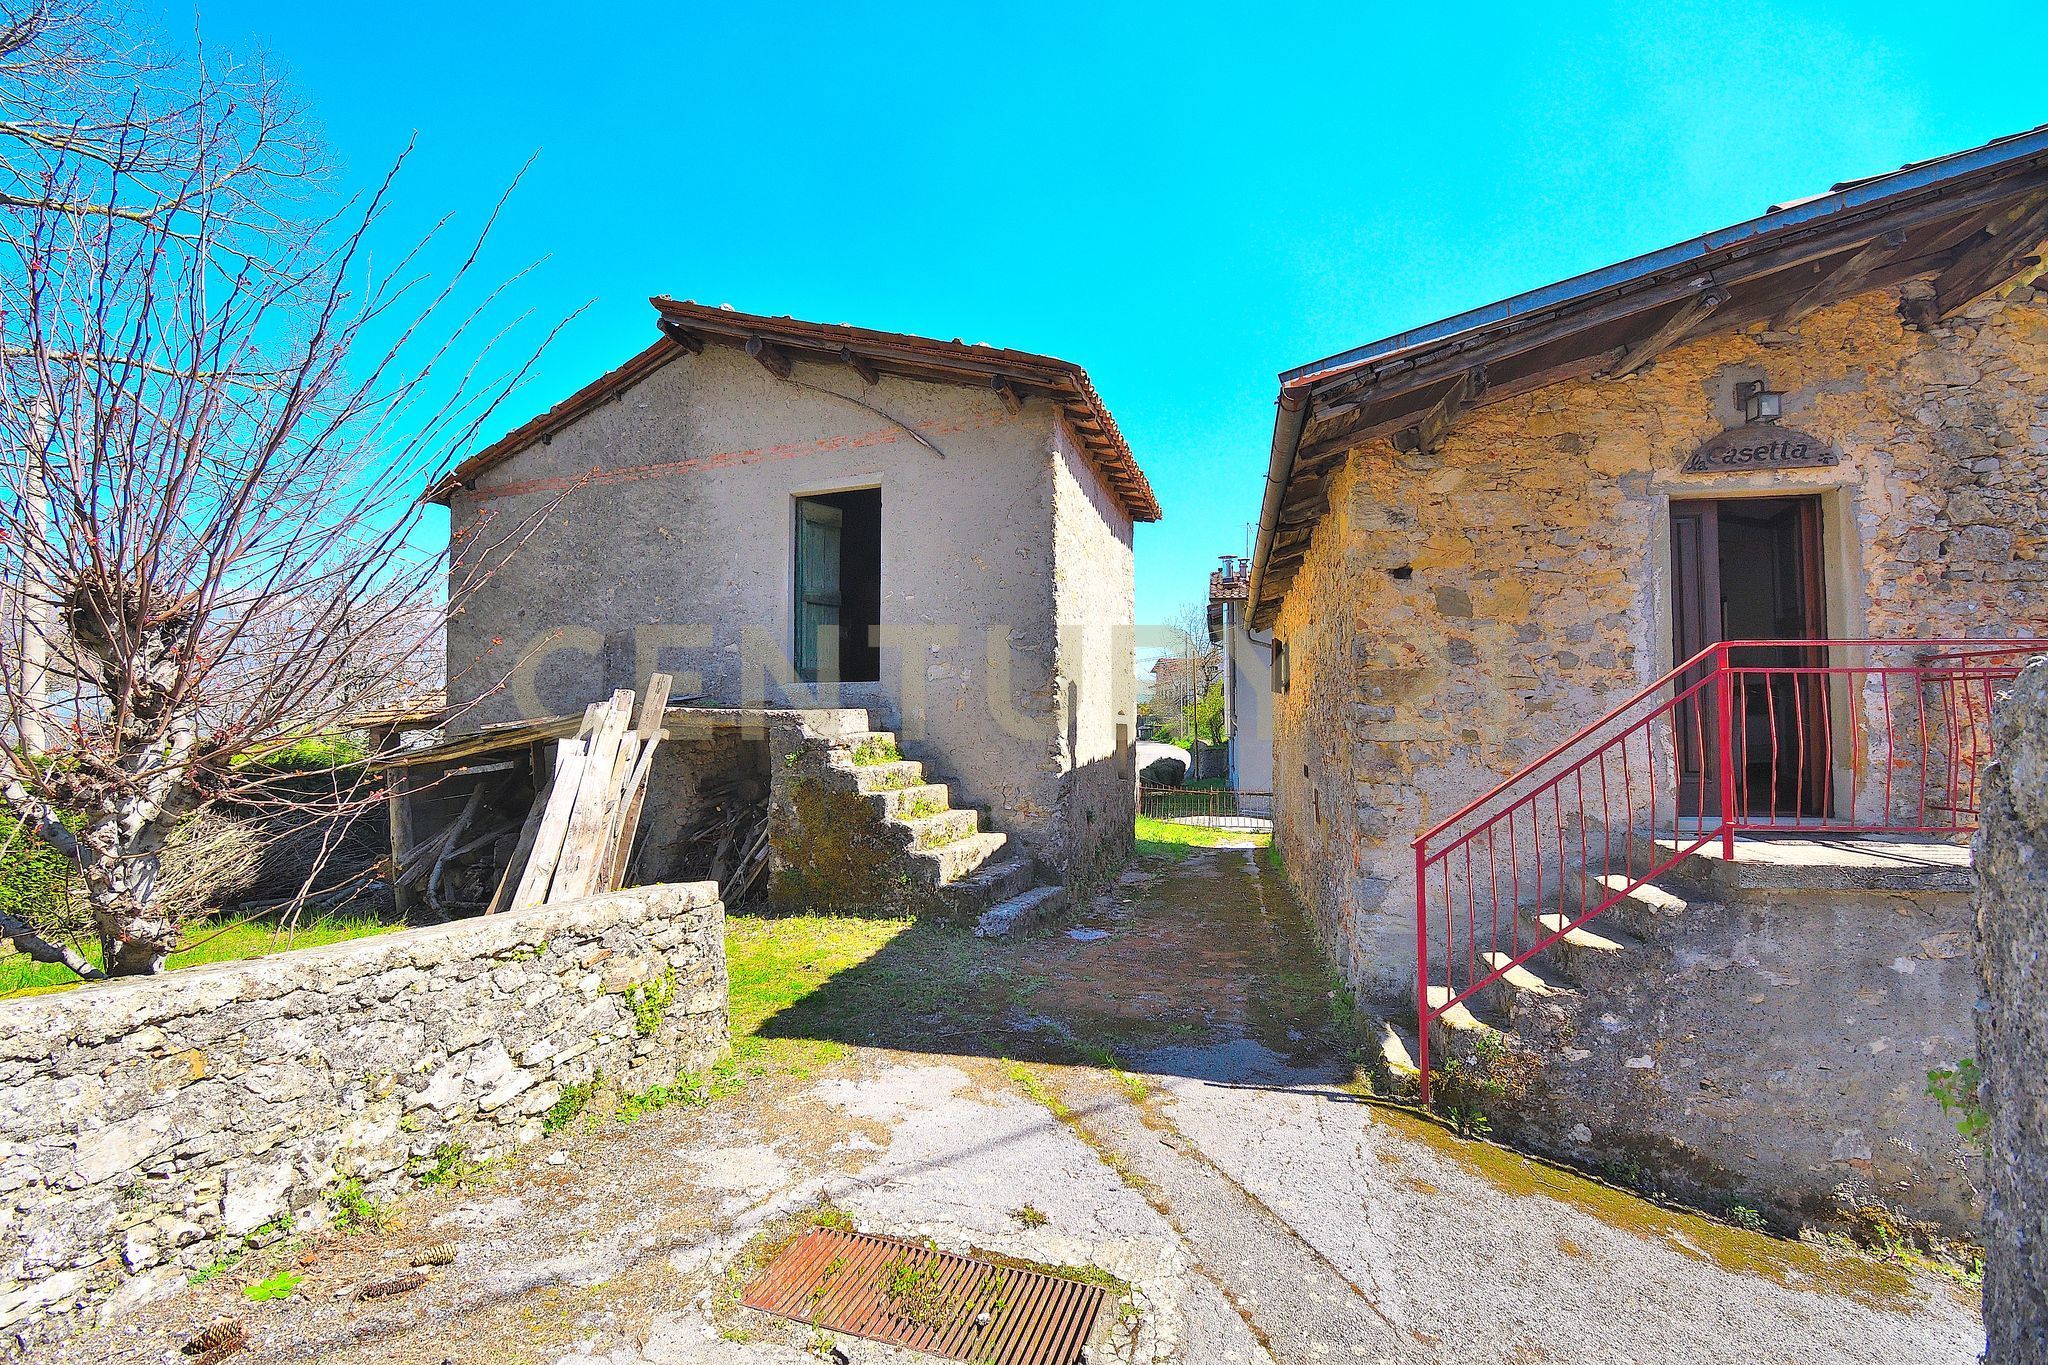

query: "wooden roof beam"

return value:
[1606, 287, 1727, 377]
[1391, 367, 1485, 456]
[991, 376, 1024, 415]
[657, 320, 704, 354]
[746, 336, 793, 379]
[1930, 192, 2048, 321]
[838, 346, 881, 386]
[1773, 229, 1908, 328]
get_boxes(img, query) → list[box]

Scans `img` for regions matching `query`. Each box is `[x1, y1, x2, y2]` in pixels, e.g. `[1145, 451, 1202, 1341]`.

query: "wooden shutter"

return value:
[794, 500, 843, 682]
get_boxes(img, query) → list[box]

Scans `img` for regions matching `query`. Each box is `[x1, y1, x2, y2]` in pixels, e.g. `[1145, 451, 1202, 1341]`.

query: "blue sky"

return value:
[193, 0, 2041, 629]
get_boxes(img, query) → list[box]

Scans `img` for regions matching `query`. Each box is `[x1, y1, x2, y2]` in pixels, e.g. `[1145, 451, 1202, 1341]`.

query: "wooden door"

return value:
[795, 500, 843, 681]
[1670, 495, 1829, 818]
[1670, 501, 1721, 811]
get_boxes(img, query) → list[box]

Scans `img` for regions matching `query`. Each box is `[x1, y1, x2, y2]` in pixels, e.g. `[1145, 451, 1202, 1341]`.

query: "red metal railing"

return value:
[1412, 638, 2041, 1103]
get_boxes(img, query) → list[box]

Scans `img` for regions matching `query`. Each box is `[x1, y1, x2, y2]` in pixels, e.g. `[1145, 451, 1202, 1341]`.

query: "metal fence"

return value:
[1139, 786, 1274, 832]
[1412, 637, 2041, 1103]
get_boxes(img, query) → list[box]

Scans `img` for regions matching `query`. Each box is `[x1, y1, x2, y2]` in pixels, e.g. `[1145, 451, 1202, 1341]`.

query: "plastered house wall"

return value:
[445, 342, 1137, 885]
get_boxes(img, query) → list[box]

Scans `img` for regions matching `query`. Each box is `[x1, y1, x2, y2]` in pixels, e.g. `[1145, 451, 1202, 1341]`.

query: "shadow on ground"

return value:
[749, 840, 1354, 1083]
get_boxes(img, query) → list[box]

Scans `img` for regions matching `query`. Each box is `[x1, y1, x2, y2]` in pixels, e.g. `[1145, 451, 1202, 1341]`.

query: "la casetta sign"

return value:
[1683, 425, 1841, 474]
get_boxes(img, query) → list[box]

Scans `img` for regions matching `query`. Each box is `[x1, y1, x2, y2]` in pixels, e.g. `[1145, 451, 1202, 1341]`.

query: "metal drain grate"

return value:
[741, 1227, 1107, 1364]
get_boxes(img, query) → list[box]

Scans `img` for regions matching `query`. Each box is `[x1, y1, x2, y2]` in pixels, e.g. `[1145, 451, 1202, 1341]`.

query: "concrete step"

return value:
[898, 808, 981, 851]
[1627, 829, 1973, 895]
[1472, 950, 1572, 1009]
[1423, 983, 1501, 1061]
[1376, 1021, 1423, 1097]
[831, 724, 897, 757]
[935, 855, 1038, 917]
[1565, 866, 1703, 943]
[913, 830, 1008, 887]
[849, 760, 925, 793]
[973, 884, 1070, 938]
[865, 781, 950, 820]
[1529, 911, 1640, 990]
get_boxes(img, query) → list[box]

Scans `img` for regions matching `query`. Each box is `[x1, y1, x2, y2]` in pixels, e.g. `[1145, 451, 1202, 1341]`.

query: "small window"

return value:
[1273, 639, 1290, 694]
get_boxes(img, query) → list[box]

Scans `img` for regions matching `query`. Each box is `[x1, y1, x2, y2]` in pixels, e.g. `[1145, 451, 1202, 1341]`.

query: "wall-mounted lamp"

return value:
[1736, 380, 1783, 424]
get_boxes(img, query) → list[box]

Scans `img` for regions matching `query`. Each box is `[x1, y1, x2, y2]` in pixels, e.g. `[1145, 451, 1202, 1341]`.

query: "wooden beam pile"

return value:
[486, 675, 672, 914]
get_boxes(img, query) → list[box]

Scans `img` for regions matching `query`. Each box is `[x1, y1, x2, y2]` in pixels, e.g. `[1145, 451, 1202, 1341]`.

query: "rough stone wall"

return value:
[1050, 418, 1138, 888]
[1487, 881, 1981, 1241]
[1272, 273, 2048, 1008]
[445, 343, 1138, 886]
[0, 882, 727, 1346]
[1976, 657, 2048, 1362]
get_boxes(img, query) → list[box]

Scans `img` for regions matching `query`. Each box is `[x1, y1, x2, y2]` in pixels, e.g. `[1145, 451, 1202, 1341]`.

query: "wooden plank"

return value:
[747, 336, 794, 379]
[547, 691, 638, 903]
[838, 346, 880, 385]
[1391, 367, 1485, 456]
[506, 739, 589, 911]
[484, 744, 555, 916]
[507, 704, 606, 913]
[600, 675, 674, 892]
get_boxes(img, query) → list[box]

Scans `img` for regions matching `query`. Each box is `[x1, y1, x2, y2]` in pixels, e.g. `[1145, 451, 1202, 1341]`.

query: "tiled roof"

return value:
[428, 301, 1160, 522]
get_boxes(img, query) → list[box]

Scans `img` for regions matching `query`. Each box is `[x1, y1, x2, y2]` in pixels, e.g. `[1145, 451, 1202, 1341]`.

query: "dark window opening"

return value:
[794, 488, 881, 684]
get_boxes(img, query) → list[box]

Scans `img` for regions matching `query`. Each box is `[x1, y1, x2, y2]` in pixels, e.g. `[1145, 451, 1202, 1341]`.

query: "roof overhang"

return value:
[1248, 123, 2048, 630]
[427, 301, 1161, 522]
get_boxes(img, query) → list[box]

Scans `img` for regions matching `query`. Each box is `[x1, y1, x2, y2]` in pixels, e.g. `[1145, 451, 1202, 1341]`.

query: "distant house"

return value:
[398, 302, 1160, 922]
[1206, 554, 1273, 792]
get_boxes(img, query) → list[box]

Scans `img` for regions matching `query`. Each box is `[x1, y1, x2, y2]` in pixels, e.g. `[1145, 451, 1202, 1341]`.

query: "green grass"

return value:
[0, 912, 407, 999]
[1133, 814, 1271, 860]
[722, 912, 915, 1079]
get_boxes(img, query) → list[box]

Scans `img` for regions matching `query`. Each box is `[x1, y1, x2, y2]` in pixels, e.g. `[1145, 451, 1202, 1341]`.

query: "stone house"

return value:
[407, 302, 1159, 927]
[1245, 126, 2048, 1237]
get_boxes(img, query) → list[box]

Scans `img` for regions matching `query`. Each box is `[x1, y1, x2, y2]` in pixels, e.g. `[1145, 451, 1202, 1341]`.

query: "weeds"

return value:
[1725, 1203, 1768, 1233]
[850, 735, 902, 766]
[544, 1076, 600, 1133]
[1013, 1204, 1048, 1229]
[241, 1270, 302, 1302]
[881, 1255, 956, 1329]
[1927, 1059, 1986, 1146]
[328, 1176, 387, 1233]
[414, 1141, 485, 1189]
[629, 966, 679, 1038]
[901, 791, 946, 819]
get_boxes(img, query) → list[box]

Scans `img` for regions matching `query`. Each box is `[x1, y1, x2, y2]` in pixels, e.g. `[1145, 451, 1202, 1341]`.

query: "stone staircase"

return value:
[1377, 830, 1979, 1237]
[766, 716, 1067, 934]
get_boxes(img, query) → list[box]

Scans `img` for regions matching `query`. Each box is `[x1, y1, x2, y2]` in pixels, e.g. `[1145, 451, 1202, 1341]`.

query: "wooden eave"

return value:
[427, 301, 1161, 522]
[1247, 132, 2048, 630]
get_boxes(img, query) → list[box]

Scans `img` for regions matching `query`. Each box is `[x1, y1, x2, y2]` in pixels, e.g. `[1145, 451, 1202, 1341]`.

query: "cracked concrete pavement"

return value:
[49, 841, 1983, 1364]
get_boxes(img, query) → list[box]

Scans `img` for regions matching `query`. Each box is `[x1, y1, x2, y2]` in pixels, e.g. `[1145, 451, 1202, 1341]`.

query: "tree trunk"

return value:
[83, 814, 180, 976]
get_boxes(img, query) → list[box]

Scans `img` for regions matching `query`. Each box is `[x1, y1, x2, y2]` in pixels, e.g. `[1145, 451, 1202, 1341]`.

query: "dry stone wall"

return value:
[1976, 658, 2048, 1363]
[0, 882, 727, 1349]
[1272, 274, 2048, 1007]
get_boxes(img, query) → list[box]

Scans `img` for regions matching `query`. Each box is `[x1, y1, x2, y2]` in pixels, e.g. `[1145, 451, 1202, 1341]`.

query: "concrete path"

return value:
[50, 843, 1982, 1364]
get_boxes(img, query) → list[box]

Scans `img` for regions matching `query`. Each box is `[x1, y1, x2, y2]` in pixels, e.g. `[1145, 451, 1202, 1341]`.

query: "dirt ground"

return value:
[46, 838, 1984, 1364]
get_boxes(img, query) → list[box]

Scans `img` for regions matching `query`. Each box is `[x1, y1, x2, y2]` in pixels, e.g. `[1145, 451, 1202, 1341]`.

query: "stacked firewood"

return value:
[484, 675, 672, 914]
[673, 769, 771, 907]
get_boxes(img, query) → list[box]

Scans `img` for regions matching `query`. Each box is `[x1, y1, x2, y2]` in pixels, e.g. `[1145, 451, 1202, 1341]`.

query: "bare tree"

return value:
[1154, 602, 1225, 746]
[0, 1, 567, 977]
